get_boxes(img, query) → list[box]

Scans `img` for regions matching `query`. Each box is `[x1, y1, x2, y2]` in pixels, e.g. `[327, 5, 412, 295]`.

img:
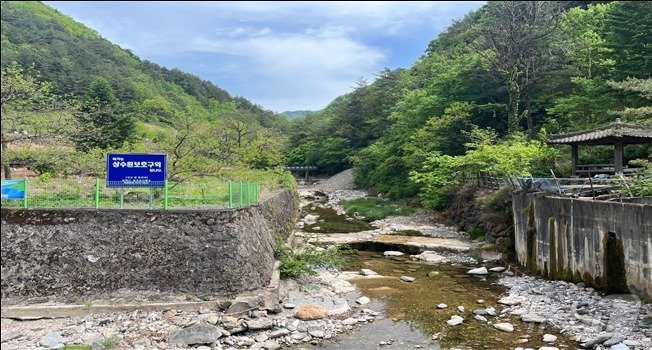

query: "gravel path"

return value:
[311, 169, 356, 190]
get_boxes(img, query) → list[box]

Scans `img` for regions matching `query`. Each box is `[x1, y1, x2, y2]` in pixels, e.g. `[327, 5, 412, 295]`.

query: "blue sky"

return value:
[46, 1, 484, 112]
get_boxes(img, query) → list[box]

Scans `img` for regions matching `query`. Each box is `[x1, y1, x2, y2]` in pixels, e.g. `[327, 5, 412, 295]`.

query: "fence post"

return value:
[23, 178, 28, 209]
[239, 181, 243, 208]
[164, 180, 169, 209]
[228, 181, 233, 208]
[95, 178, 100, 209]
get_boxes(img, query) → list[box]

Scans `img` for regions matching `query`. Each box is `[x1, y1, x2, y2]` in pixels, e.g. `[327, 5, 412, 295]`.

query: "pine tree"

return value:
[74, 77, 134, 151]
[603, 1, 652, 80]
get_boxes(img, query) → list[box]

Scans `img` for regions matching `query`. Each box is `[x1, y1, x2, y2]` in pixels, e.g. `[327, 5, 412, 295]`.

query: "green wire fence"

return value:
[0, 178, 260, 209]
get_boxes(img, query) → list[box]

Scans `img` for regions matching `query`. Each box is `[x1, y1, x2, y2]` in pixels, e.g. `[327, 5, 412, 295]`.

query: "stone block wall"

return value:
[1, 189, 298, 299]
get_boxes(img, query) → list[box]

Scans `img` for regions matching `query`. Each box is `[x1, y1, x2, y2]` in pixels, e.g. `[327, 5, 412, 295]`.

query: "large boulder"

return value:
[294, 305, 328, 320]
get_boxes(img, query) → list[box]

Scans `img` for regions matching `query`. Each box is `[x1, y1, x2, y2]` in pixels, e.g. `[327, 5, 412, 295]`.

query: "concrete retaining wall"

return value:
[1, 189, 298, 299]
[512, 192, 651, 301]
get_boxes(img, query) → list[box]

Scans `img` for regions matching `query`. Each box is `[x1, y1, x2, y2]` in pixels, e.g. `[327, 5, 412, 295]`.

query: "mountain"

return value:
[280, 110, 312, 119]
[0, 1, 278, 125]
[1, 1, 290, 180]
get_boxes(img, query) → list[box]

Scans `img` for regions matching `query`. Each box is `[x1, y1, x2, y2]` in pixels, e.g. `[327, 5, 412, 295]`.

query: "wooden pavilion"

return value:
[548, 119, 652, 176]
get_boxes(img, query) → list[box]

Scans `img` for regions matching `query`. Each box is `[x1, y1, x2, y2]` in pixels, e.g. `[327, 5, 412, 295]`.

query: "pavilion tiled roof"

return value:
[548, 120, 652, 145]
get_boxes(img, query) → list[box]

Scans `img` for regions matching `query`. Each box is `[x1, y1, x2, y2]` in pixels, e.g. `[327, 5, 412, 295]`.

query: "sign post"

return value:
[106, 153, 167, 208]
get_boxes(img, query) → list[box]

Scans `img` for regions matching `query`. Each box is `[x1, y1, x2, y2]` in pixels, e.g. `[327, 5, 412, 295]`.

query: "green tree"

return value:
[74, 76, 134, 151]
[1, 62, 74, 178]
[602, 1, 652, 80]
[478, 1, 563, 134]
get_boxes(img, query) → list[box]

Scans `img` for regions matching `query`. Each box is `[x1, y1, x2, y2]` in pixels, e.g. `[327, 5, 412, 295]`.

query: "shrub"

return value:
[274, 235, 351, 278]
[340, 197, 416, 221]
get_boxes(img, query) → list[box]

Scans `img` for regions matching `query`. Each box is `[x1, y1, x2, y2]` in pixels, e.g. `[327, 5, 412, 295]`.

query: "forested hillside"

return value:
[287, 1, 652, 202]
[281, 110, 313, 119]
[1, 1, 289, 184]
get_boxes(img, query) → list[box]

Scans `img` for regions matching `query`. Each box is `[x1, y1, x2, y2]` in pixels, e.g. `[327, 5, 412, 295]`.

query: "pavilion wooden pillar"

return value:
[614, 140, 624, 175]
[570, 144, 579, 176]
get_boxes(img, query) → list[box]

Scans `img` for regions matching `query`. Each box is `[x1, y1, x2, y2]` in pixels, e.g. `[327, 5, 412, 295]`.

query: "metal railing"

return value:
[461, 172, 640, 198]
[0, 178, 260, 209]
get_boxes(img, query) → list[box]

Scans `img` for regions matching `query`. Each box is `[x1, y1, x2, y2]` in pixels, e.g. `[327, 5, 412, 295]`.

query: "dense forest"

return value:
[1, 1, 290, 185]
[286, 1, 652, 203]
[1, 1, 650, 203]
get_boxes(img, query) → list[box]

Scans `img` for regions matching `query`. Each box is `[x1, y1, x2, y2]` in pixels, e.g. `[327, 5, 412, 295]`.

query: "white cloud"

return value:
[191, 26, 385, 111]
[45, 1, 485, 111]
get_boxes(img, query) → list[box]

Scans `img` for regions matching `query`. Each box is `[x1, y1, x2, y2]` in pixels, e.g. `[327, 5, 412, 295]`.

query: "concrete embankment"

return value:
[512, 191, 652, 302]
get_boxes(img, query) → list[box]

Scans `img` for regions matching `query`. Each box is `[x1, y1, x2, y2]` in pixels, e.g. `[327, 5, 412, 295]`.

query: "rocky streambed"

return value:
[1, 187, 650, 350]
[291, 187, 652, 350]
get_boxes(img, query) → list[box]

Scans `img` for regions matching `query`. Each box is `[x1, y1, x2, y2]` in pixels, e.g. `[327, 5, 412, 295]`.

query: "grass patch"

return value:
[340, 197, 416, 221]
[468, 227, 486, 241]
[62, 346, 92, 350]
[102, 336, 118, 349]
[274, 236, 352, 278]
[391, 230, 424, 237]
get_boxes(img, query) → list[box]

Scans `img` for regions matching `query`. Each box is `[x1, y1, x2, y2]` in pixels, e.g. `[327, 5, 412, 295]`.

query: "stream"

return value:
[293, 189, 579, 349]
[300, 251, 578, 349]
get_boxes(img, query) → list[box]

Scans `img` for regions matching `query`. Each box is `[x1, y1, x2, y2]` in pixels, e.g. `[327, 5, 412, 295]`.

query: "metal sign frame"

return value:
[106, 153, 167, 188]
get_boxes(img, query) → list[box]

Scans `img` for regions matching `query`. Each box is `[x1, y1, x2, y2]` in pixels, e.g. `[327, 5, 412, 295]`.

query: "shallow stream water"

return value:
[302, 251, 578, 349]
[296, 191, 579, 349]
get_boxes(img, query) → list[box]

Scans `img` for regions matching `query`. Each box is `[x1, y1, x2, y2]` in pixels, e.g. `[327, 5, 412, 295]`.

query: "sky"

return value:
[45, 1, 484, 112]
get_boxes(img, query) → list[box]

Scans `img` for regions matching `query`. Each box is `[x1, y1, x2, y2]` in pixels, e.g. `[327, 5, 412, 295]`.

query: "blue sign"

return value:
[1, 180, 26, 199]
[106, 153, 167, 188]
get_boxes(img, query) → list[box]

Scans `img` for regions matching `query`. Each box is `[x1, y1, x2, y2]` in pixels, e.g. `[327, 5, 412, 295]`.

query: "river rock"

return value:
[498, 296, 522, 306]
[304, 214, 319, 225]
[384, 251, 404, 257]
[493, 323, 515, 332]
[2, 331, 22, 343]
[170, 324, 221, 346]
[428, 271, 440, 278]
[583, 334, 614, 348]
[603, 337, 623, 347]
[227, 295, 259, 314]
[40, 332, 63, 348]
[489, 266, 506, 272]
[543, 334, 557, 343]
[360, 269, 378, 276]
[467, 267, 489, 275]
[437, 303, 448, 309]
[474, 314, 487, 322]
[342, 318, 358, 325]
[246, 318, 273, 330]
[623, 340, 641, 346]
[447, 315, 464, 326]
[416, 251, 449, 263]
[291, 332, 307, 340]
[268, 329, 290, 338]
[400, 276, 415, 282]
[356, 296, 371, 305]
[609, 345, 630, 350]
[262, 340, 282, 350]
[294, 305, 328, 320]
[308, 326, 325, 338]
[539, 347, 560, 350]
[521, 314, 547, 323]
[457, 306, 465, 312]
[283, 303, 296, 309]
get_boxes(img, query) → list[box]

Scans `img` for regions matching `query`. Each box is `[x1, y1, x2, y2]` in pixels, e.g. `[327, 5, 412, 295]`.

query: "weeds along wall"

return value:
[512, 191, 652, 302]
[0, 189, 298, 300]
